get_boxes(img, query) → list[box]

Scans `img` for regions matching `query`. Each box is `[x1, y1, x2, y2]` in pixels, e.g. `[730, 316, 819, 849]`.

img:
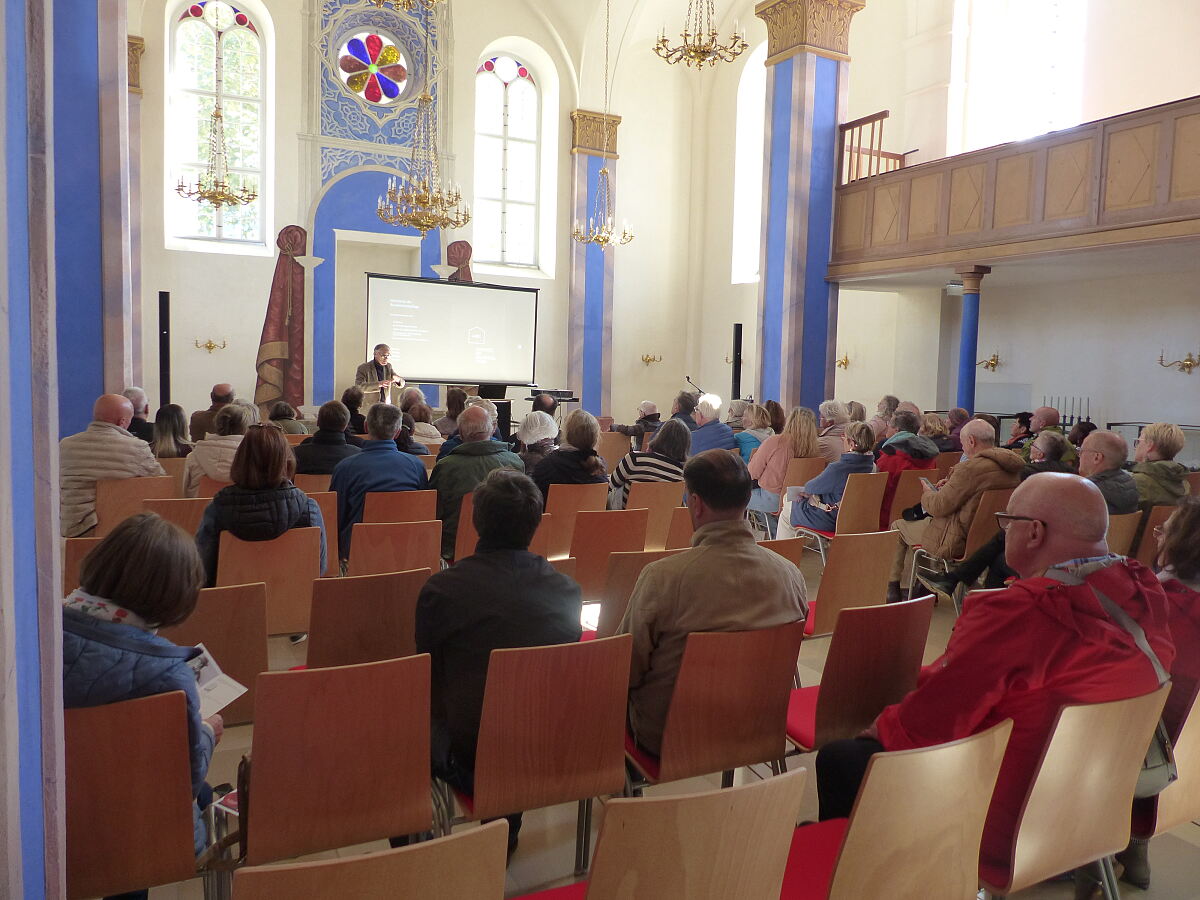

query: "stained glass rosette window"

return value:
[338, 33, 409, 105]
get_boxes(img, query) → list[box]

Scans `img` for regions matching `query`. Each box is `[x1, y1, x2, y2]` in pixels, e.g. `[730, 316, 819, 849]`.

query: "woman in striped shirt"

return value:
[609, 418, 691, 509]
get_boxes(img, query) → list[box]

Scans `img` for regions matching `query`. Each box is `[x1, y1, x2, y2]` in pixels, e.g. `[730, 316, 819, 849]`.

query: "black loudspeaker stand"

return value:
[731, 323, 743, 402]
[158, 291, 171, 405]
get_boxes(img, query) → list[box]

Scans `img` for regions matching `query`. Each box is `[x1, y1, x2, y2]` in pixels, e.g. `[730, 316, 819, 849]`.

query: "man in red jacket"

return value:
[817, 473, 1176, 885]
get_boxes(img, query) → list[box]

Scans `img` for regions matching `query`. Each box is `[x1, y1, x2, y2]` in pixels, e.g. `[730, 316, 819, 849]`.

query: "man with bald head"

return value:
[819, 473, 1176, 882]
[1022, 406, 1076, 465]
[190, 383, 235, 442]
[886, 418, 1024, 602]
[59, 394, 166, 537]
[1078, 430, 1139, 514]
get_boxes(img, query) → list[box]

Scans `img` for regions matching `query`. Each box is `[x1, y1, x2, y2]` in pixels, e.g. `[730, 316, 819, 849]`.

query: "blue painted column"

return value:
[955, 265, 990, 413]
[755, 0, 864, 412]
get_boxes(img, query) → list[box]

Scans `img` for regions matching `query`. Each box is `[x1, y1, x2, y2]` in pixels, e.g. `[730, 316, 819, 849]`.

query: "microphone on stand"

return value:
[685, 376, 706, 395]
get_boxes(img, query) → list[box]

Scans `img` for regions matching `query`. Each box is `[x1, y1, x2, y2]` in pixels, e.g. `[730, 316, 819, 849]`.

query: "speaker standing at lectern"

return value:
[355, 343, 406, 405]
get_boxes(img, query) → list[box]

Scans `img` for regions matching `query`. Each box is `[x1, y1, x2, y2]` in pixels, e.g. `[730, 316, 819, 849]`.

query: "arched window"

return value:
[731, 43, 767, 284]
[473, 55, 540, 268]
[167, 1, 267, 245]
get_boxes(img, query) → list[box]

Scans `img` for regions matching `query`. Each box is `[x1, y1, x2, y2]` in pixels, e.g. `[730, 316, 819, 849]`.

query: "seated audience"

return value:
[846, 400, 867, 423]
[433, 387, 468, 437]
[182, 403, 254, 497]
[973, 413, 1002, 445]
[437, 397, 502, 459]
[232, 399, 261, 424]
[398, 386, 426, 413]
[409, 403, 443, 443]
[875, 409, 939, 529]
[611, 400, 663, 447]
[531, 409, 608, 502]
[1026, 429, 1073, 472]
[395, 413, 430, 456]
[945, 407, 970, 451]
[816, 400, 851, 463]
[725, 398, 749, 429]
[609, 418, 690, 509]
[59, 394, 166, 537]
[195, 424, 326, 585]
[817, 474, 1176, 886]
[430, 406, 523, 559]
[670, 391, 699, 431]
[689, 394, 737, 455]
[151, 403, 195, 458]
[330, 403, 429, 561]
[918, 412, 957, 453]
[897, 400, 922, 416]
[62, 513, 220, 857]
[887, 419, 1023, 603]
[1132, 422, 1190, 506]
[1003, 411, 1034, 451]
[415, 470, 582, 856]
[616, 450, 808, 755]
[765, 399, 787, 434]
[789, 423, 877, 533]
[1022, 406, 1076, 465]
[342, 385, 367, 435]
[1077, 430, 1139, 514]
[531, 392, 559, 418]
[190, 383, 235, 443]
[1068, 419, 1098, 448]
[734, 404, 774, 463]
[513, 411, 558, 470]
[868, 394, 900, 441]
[747, 406, 820, 529]
[268, 401, 307, 434]
[294, 400, 362, 474]
[122, 386, 154, 442]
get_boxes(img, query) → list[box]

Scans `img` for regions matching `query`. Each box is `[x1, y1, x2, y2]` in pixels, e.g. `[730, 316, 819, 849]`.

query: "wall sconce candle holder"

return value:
[641, 354, 663, 365]
[195, 339, 227, 354]
[1159, 350, 1199, 374]
[976, 353, 1001, 372]
[835, 353, 850, 370]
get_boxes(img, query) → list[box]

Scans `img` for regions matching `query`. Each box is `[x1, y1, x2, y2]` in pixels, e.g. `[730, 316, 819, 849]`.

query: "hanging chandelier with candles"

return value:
[654, 0, 748, 69]
[367, 0, 444, 11]
[572, 0, 634, 249]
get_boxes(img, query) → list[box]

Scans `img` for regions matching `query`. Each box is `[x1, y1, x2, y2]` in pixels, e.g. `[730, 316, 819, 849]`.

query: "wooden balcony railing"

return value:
[838, 110, 907, 186]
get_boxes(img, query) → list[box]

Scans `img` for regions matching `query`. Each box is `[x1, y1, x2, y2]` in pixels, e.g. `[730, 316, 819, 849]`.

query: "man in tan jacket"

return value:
[887, 418, 1023, 601]
[616, 450, 808, 756]
[59, 394, 166, 537]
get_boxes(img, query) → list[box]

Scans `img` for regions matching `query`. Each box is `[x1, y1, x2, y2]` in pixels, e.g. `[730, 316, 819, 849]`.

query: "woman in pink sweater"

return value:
[747, 407, 821, 535]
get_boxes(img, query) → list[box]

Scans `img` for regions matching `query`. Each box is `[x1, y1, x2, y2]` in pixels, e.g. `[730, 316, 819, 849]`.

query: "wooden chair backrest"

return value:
[157, 456, 188, 497]
[597, 549, 685, 639]
[625, 480, 686, 551]
[144, 497, 210, 536]
[196, 475, 231, 498]
[995, 685, 1171, 894]
[233, 820, 508, 900]
[417, 454, 436, 475]
[1105, 510, 1143, 557]
[528, 513, 553, 558]
[779, 457, 828, 512]
[544, 482, 609, 559]
[66, 692, 196, 898]
[935, 450, 962, 478]
[658, 621, 805, 782]
[1134, 505, 1174, 567]
[1152, 691, 1200, 835]
[284, 432, 308, 446]
[63, 537, 103, 595]
[588, 768, 808, 900]
[887, 468, 928, 525]
[454, 491, 479, 561]
[216, 527, 321, 635]
[827, 720, 1012, 900]
[245, 655, 433, 865]
[160, 583, 268, 726]
[363, 489, 438, 524]
[1186, 471, 1200, 495]
[958, 488, 1015, 561]
[94, 475, 176, 536]
[598, 432, 632, 474]
[306, 569, 428, 669]
[568, 508, 650, 602]
[809, 530, 901, 636]
[813, 597, 934, 747]
[665, 505, 694, 549]
[473, 636, 633, 819]
[549, 556, 576, 579]
[640, 432, 652, 451]
[832, 472, 889, 535]
[347, 521, 441, 578]
[760, 537, 806, 570]
[306, 491, 339, 576]
[293, 473, 331, 493]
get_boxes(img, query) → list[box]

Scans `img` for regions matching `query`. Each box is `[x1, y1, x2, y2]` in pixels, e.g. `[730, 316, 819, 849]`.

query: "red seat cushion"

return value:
[804, 602, 817, 636]
[451, 787, 475, 816]
[623, 730, 661, 781]
[786, 687, 819, 750]
[514, 882, 588, 899]
[799, 527, 835, 540]
[778, 818, 849, 900]
[580, 630, 597, 642]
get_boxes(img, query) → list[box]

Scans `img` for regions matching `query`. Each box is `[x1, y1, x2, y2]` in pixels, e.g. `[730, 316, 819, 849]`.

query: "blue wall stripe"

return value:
[957, 291, 980, 412]
[761, 56, 794, 403]
[581, 153, 606, 414]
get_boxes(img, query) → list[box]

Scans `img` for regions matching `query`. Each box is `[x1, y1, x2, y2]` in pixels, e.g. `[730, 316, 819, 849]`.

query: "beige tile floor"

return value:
[147, 547, 1200, 899]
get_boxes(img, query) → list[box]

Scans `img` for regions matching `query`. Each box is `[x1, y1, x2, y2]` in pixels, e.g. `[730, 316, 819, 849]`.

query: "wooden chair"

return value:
[597, 431, 632, 474]
[306, 490, 340, 576]
[794, 471, 889, 565]
[665, 505, 694, 549]
[292, 472, 331, 493]
[777, 457, 828, 514]
[160, 583, 269, 726]
[907, 487, 1015, 603]
[454, 492, 480, 561]
[594, 549, 685, 639]
[780, 720, 1013, 900]
[157, 456, 188, 497]
[798, 530, 900, 636]
[1133, 505, 1175, 567]
[1186, 471, 1200, 495]
[440, 636, 633, 876]
[935, 450, 962, 478]
[233, 820, 508, 900]
[347, 521, 441, 578]
[625, 480, 686, 550]
[760, 536, 806, 570]
[568, 508, 649, 602]
[416, 453, 436, 475]
[283, 432, 308, 446]
[886, 467, 930, 527]
[66, 693, 196, 899]
[216, 527, 321, 636]
[1143, 692, 1200, 838]
[596, 415, 615, 432]
[363, 489, 438, 523]
[785, 597, 934, 753]
[1105, 510, 1143, 557]
[306, 569, 428, 669]
[544, 482, 609, 559]
[519, 768, 809, 900]
[550, 556, 577, 579]
[94, 474, 176, 536]
[196, 475, 231, 498]
[625, 621, 806, 788]
[144, 497, 210, 536]
[63, 537, 103, 595]
[979, 685, 1172, 898]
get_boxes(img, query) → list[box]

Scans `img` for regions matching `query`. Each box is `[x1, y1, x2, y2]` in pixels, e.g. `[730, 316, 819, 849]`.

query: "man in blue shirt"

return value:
[330, 403, 428, 561]
[688, 395, 737, 455]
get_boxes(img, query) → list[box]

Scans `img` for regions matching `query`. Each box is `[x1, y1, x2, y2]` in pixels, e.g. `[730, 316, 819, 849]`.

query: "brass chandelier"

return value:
[367, 0, 443, 11]
[572, 0, 634, 249]
[655, 0, 748, 69]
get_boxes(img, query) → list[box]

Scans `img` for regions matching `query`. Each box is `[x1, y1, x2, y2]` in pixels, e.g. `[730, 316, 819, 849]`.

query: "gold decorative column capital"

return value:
[955, 265, 992, 294]
[570, 110, 621, 159]
[754, 0, 866, 65]
[127, 36, 146, 95]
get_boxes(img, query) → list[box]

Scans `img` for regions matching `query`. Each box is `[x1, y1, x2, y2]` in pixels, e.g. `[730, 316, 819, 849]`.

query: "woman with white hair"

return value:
[514, 411, 559, 470]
